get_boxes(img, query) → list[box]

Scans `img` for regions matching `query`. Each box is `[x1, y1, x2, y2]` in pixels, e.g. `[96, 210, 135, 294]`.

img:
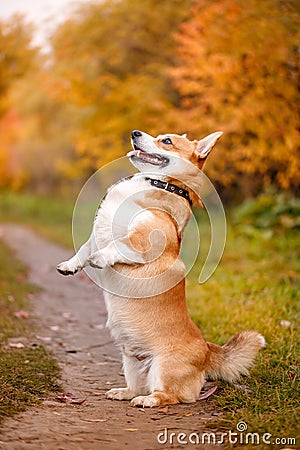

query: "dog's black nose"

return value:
[132, 130, 142, 138]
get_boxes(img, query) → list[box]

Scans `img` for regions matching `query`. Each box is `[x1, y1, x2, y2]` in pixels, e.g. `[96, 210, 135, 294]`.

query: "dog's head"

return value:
[127, 130, 222, 177]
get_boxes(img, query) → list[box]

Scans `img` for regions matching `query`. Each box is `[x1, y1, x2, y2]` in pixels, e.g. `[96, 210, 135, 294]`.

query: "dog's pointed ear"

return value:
[181, 133, 187, 138]
[195, 132, 223, 159]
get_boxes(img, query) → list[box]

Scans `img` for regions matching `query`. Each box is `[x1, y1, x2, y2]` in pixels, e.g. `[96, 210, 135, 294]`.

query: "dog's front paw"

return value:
[131, 395, 159, 408]
[87, 251, 106, 269]
[106, 388, 134, 401]
[56, 259, 81, 276]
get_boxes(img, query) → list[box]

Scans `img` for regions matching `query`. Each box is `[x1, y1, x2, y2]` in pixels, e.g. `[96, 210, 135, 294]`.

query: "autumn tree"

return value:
[2, 1, 299, 196]
[0, 15, 37, 115]
[0, 15, 39, 188]
[50, 0, 193, 172]
[171, 0, 300, 195]
[8, 70, 79, 192]
[0, 1, 194, 191]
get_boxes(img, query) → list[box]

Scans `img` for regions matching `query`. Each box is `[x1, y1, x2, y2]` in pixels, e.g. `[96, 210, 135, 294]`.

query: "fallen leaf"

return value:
[82, 419, 107, 423]
[158, 407, 169, 414]
[9, 342, 25, 349]
[234, 384, 253, 394]
[280, 320, 291, 328]
[62, 312, 75, 320]
[287, 371, 297, 380]
[185, 413, 193, 417]
[197, 384, 218, 400]
[57, 392, 86, 405]
[16, 275, 25, 283]
[36, 335, 52, 342]
[14, 310, 29, 318]
[91, 324, 104, 330]
[72, 399, 86, 405]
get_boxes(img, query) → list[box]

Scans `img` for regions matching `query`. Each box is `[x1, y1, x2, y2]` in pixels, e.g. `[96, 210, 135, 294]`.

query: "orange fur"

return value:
[57, 130, 265, 408]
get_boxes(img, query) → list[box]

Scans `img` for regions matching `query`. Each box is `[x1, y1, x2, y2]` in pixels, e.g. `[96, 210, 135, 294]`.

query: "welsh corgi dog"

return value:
[57, 130, 265, 407]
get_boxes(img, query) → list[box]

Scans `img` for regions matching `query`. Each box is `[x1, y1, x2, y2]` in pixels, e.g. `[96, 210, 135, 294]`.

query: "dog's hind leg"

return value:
[131, 357, 205, 407]
[57, 237, 92, 276]
[106, 354, 149, 401]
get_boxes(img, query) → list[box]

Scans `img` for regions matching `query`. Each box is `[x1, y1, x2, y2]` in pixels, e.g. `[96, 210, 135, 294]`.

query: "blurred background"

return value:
[0, 1, 299, 434]
[0, 0, 299, 201]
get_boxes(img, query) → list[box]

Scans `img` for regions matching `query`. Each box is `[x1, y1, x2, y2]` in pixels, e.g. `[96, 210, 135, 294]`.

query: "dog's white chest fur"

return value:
[93, 175, 150, 249]
[91, 175, 157, 318]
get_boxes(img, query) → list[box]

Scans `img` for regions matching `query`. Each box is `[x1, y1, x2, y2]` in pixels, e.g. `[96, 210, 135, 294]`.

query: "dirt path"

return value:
[0, 224, 220, 450]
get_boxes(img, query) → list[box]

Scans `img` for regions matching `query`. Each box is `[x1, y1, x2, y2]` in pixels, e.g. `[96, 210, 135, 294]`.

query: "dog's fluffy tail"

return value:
[205, 330, 265, 382]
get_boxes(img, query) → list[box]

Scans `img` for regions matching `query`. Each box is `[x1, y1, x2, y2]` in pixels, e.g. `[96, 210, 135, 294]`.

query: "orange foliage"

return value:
[0, 109, 27, 189]
[0, 1, 299, 196]
[50, 0, 193, 170]
[170, 0, 300, 194]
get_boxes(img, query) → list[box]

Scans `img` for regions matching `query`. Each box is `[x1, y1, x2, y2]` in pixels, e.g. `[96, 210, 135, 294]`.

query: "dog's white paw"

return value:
[87, 252, 106, 269]
[131, 395, 158, 408]
[56, 259, 82, 276]
[105, 388, 134, 401]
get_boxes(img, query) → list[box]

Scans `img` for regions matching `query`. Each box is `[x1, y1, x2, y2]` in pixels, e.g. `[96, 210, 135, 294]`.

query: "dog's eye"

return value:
[161, 138, 172, 145]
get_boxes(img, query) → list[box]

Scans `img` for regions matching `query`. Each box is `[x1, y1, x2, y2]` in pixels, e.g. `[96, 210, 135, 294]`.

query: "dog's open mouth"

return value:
[127, 145, 169, 167]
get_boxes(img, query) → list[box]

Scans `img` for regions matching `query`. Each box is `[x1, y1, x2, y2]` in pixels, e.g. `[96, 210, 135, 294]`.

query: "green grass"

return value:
[0, 190, 299, 447]
[188, 216, 299, 447]
[0, 191, 75, 248]
[0, 239, 60, 424]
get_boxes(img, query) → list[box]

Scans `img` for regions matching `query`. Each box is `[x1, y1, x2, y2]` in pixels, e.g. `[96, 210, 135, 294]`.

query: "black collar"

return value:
[145, 177, 192, 206]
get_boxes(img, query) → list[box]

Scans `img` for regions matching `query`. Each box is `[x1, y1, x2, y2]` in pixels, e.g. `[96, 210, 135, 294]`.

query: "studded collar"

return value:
[145, 177, 192, 206]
